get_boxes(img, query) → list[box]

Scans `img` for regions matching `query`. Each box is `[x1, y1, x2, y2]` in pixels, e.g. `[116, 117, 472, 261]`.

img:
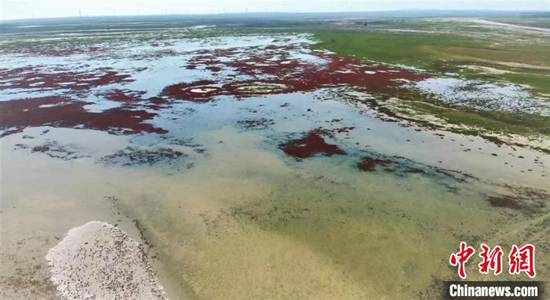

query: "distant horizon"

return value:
[1, 0, 549, 21]
[2, 8, 550, 23]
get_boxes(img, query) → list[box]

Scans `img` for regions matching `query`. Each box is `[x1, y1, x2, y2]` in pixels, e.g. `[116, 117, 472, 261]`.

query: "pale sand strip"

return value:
[46, 221, 168, 300]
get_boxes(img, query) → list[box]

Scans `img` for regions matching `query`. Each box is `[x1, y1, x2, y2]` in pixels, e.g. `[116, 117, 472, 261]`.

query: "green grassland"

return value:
[313, 18, 550, 138]
[313, 19, 550, 95]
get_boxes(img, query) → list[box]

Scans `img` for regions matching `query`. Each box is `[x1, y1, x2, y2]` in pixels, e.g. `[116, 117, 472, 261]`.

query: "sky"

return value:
[1, 0, 549, 20]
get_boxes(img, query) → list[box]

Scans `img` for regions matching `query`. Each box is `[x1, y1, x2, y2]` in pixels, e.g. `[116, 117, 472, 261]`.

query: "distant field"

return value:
[490, 17, 550, 29]
[313, 18, 550, 136]
[314, 18, 550, 95]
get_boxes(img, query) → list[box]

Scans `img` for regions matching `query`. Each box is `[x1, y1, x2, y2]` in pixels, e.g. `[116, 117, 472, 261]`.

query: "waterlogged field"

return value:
[0, 17, 549, 299]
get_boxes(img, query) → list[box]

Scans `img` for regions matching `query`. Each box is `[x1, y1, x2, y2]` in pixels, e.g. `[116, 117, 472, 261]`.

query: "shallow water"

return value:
[1, 25, 549, 299]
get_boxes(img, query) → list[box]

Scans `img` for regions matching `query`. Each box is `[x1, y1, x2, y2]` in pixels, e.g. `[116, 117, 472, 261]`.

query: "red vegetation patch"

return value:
[206, 65, 223, 73]
[279, 130, 346, 159]
[103, 89, 146, 103]
[0, 96, 166, 136]
[161, 80, 223, 103]
[146, 97, 171, 110]
[357, 156, 393, 172]
[311, 56, 424, 92]
[0, 67, 133, 91]
[170, 45, 427, 102]
[226, 54, 303, 78]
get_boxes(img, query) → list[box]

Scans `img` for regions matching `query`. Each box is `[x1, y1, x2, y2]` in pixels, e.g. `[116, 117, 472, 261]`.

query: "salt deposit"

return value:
[46, 221, 167, 300]
[415, 77, 550, 116]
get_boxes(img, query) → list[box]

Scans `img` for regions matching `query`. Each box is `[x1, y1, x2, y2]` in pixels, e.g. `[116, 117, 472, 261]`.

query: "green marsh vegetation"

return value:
[313, 18, 550, 138]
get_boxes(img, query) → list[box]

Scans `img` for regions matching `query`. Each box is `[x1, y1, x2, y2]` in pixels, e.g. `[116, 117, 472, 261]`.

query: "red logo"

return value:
[509, 244, 536, 278]
[450, 242, 536, 279]
[478, 243, 503, 275]
[449, 242, 476, 279]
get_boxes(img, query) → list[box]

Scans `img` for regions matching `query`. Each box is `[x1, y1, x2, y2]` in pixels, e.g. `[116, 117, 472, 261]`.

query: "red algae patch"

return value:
[103, 89, 146, 103]
[146, 97, 171, 110]
[225, 53, 304, 78]
[165, 45, 427, 102]
[0, 67, 133, 91]
[357, 156, 393, 172]
[279, 131, 346, 159]
[0, 96, 166, 136]
[161, 80, 223, 102]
